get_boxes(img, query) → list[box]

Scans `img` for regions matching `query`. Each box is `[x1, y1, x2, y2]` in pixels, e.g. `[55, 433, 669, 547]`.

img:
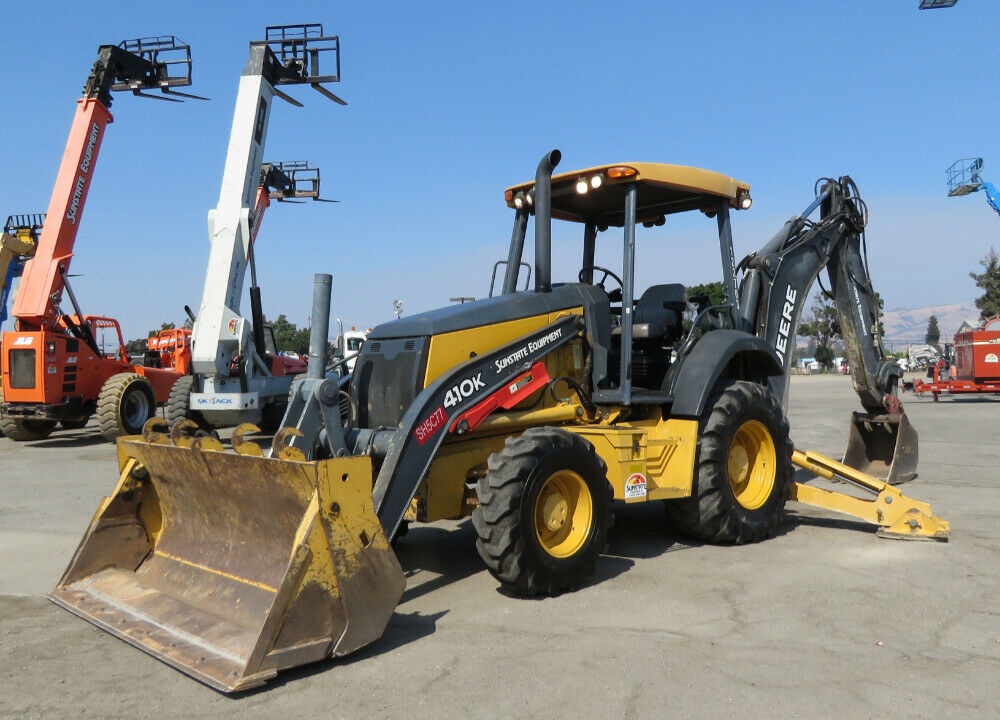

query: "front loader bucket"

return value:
[47, 437, 405, 693]
[842, 411, 918, 485]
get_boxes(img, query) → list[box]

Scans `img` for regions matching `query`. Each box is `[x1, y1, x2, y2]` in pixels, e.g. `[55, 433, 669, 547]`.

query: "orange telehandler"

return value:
[0, 37, 204, 441]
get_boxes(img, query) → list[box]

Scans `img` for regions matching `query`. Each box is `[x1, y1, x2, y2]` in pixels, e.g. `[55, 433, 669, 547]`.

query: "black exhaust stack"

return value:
[534, 149, 561, 293]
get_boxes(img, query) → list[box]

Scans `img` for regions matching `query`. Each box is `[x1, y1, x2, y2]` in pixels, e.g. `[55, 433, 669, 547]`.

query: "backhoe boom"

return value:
[738, 177, 916, 483]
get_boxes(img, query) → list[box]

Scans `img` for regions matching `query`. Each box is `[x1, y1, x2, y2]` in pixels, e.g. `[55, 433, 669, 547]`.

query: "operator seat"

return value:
[632, 283, 686, 341]
[606, 283, 687, 391]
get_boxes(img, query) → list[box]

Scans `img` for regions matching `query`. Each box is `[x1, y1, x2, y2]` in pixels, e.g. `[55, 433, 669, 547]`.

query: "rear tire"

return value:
[665, 380, 791, 543]
[473, 427, 613, 596]
[0, 416, 57, 441]
[97, 373, 155, 442]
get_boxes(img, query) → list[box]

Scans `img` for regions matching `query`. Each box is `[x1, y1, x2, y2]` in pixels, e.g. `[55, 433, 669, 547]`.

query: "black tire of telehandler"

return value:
[164, 375, 206, 428]
[0, 415, 57, 441]
[664, 380, 791, 544]
[59, 418, 90, 430]
[97, 373, 155, 442]
[473, 427, 613, 596]
[259, 401, 287, 434]
[258, 373, 307, 434]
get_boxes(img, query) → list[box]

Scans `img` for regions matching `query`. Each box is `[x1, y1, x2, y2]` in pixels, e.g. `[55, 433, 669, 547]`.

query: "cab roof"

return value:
[504, 162, 751, 227]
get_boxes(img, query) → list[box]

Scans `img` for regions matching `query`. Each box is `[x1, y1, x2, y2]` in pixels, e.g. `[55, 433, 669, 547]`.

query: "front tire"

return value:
[97, 373, 155, 441]
[665, 380, 791, 544]
[473, 427, 613, 596]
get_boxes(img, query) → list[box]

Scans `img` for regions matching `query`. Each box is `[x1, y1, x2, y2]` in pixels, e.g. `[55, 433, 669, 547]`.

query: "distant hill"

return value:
[880, 303, 979, 347]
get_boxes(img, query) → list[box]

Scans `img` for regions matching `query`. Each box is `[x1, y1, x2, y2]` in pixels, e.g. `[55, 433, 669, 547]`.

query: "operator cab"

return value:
[499, 157, 752, 405]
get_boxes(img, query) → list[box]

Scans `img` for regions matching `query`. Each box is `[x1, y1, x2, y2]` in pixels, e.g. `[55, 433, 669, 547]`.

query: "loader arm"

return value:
[371, 314, 583, 540]
[737, 177, 916, 482]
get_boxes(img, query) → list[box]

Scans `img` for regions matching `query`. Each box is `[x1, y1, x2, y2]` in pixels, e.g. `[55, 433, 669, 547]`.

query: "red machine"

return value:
[0, 37, 204, 441]
[914, 317, 1000, 400]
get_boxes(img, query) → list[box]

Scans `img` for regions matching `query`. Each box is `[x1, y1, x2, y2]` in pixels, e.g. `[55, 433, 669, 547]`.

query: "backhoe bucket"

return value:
[842, 411, 918, 485]
[47, 437, 405, 693]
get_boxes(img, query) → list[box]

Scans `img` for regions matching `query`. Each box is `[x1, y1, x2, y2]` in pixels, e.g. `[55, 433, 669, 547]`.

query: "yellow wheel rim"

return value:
[727, 419, 777, 510]
[534, 470, 593, 558]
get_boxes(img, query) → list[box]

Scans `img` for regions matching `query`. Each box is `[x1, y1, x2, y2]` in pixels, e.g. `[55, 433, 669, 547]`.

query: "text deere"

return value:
[774, 285, 797, 364]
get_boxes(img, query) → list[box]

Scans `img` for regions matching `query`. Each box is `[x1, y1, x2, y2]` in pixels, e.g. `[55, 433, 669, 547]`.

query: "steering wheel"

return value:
[579, 265, 624, 301]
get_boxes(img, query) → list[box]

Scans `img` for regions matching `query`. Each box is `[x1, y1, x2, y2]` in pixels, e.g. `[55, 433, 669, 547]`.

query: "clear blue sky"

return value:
[1, 1, 997, 341]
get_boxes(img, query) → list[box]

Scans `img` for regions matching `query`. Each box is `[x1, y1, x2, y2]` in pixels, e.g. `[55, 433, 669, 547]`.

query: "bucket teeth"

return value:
[170, 419, 200, 448]
[232, 423, 263, 456]
[272, 426, 307, 462]
[141, 418, 171, 444]
[192, 435, 224, 452]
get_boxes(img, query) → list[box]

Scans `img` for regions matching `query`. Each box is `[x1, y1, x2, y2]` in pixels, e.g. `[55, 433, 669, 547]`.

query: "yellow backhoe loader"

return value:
[50, 149, 948, 692]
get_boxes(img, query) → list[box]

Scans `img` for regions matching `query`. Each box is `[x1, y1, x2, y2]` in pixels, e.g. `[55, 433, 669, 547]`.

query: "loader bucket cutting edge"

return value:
[47, 437, 405, 693]
[842, 411, 918, 485]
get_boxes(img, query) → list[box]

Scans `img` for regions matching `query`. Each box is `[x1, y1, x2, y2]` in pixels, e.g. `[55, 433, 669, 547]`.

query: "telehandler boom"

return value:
[166, 160, 328, 426]
[50, 150, 948, 692]
[0, 37, 203, 441]
[182, 24, 343, 429]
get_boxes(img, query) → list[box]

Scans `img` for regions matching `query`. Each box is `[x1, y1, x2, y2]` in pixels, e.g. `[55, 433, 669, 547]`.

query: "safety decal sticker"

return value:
[624, 472, 647, 500]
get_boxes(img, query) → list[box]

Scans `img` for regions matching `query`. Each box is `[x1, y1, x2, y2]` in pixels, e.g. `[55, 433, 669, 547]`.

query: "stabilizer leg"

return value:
[790, 449, 949, 541]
